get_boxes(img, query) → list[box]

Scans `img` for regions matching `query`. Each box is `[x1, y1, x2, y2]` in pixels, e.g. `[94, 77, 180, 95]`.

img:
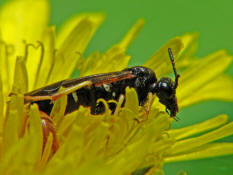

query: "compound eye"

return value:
[159, 81, 173, 98]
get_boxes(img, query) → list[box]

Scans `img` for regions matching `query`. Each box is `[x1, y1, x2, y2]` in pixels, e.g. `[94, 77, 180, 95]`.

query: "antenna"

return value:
[168, 48, 180, 88]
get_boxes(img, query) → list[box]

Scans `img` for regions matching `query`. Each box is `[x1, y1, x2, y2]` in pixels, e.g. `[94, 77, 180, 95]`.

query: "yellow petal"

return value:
[0, 76, 4, 120]
[168, 114, 228, 140]
[81, 47, 130, 76]
[45, 125, 84, 174]
[144, 37, 183, 77]
[34, 27, 56, 88]
[25, 104, 43, 165]
[108, 113, 170, 173]
[144, 33, 198, 77]
[179, 75, 233, 107]
[38, 133, 53, 170]
[2, 107, 19, 155]
[56, 13, 105, 48]
[117, 19, 144, 49]
[12, 56, 28, 93]
[106, 88, 141, 155]
[0, 40, 11, 98]
[0, 0, 49, 44]
[56, 111, 78, 137]
[5, 104, 42, 171]
[76, 161, 112, 175]
[0, 134, 24, 174]
[124, 87, 140, 115]
[168, 121, 233, 155]
[79, 19, 144, 75]
[25, 41, 46, 91]
[2, 94, 25, 151]
[165, 143, 233, 162]
[48, 15, 104, 83]
[178, 33, 199, 59]
[176, 56, 200, 67]
[174, 33, 199, 71]
[51, 94, 67, 126]
[82, 123, 109, 160]
[0, 0, 49, 85]
[178, 50, 233, 106]
[4, 57, 27, 138]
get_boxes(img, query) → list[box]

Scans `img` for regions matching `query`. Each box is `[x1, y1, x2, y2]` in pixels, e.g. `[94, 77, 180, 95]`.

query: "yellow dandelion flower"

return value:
[0, 0, 233, 175]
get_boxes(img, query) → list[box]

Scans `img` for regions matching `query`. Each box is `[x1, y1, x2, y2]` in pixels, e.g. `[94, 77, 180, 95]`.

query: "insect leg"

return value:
[40, 111, 59, 154]
[51, 80, 93, 101]
[142, 92, 153, 122]
[19, 109, 59, 154]
[146, 92, 153, 115]
[90, 86, 97, 115]
[114, 94, 125, 116]
[24, 95, 53, 102]
[24, 80, 93, 102]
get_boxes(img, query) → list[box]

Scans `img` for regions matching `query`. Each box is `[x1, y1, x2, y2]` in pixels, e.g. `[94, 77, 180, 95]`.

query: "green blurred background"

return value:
[1, 0, 233, 174]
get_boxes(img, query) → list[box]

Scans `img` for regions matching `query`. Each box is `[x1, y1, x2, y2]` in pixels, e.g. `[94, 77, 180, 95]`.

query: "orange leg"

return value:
[24, 80, 92, 103]
[40, 112, 59, 154]
[19, 111, 59, 155]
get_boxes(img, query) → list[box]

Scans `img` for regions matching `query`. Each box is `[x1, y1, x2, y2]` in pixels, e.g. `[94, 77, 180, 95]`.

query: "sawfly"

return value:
[23, 48, 180, 152]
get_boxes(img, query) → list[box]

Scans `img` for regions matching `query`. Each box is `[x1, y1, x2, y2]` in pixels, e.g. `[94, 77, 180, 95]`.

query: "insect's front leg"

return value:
[146, 92, 153, 116]
[141, 92, 153, 122]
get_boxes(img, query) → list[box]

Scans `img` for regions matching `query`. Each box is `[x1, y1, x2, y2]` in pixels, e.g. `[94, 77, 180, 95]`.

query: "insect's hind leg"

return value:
[19, 110, 59, 154]
[24, 80, 93, 103]
[40, 111, 59, 154]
